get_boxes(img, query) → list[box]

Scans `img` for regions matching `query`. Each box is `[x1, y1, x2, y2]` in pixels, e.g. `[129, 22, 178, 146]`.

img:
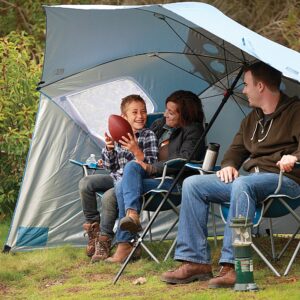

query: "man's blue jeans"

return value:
[175, 172, 300, 265]
[115, 161, 176, 243]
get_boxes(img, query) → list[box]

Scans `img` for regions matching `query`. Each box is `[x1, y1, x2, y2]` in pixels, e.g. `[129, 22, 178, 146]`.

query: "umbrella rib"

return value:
[200, 92, 226, 100]
[231, 94, 248, 117]
[222, 40, 230, 87]
[136, 7, 248, 63]
[163, 18, 226, 89]
[154, 55, 208, 81]
[161, 51, 242, 64]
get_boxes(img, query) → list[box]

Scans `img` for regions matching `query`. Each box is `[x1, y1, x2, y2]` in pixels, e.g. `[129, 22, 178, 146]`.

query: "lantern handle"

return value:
[236, 191, 250, 226]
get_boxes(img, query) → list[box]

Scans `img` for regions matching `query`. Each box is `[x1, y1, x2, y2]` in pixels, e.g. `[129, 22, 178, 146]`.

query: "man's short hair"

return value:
[244, 61, 282, 91]
[120, 94, 146, 115]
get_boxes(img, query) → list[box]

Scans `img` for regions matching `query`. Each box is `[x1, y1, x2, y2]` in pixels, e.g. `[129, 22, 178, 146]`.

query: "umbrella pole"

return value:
[113, 66, 245, 284]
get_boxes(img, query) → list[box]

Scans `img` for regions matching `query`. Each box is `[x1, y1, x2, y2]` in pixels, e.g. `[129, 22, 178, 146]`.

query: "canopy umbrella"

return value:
[4, 2, 300, 253]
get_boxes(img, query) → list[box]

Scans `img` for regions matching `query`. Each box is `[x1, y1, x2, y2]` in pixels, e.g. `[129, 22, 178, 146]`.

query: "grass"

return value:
[0, 222, 299, 299]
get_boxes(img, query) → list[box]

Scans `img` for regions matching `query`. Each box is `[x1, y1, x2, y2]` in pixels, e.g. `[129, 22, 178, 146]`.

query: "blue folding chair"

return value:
[220, 169, 300, 276]
[140, 158, 187, 262]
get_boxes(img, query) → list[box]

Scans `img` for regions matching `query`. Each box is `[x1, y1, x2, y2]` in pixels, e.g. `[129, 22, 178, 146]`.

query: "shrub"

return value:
[0, 31, 42, 218]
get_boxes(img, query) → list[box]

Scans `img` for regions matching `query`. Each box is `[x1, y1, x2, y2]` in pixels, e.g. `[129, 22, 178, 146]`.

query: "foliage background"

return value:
[0, 0, 300, 220]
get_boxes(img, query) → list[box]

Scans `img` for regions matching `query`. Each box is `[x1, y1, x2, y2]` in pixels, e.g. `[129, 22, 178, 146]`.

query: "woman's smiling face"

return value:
[164, 101, 181, 128]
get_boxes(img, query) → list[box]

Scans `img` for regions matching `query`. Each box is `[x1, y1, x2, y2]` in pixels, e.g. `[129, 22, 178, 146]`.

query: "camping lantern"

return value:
[230, 216, 259, 291]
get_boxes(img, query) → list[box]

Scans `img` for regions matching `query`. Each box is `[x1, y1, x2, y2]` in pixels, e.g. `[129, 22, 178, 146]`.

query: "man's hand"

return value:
[104, 132, 114, 151]
[276, 155, 298, 172]
[216, 166, 239, 183]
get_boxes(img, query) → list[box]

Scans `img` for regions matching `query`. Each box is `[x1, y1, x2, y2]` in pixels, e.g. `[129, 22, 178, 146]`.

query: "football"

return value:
[108, 114, 133, 142]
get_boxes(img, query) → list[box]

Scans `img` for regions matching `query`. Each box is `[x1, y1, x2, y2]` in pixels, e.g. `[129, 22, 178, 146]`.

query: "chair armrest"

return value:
[69, 159, 104, 176]
[274, 162, 300, 194]
[155, 158, 187, 189]
[163, 158, 187, 168]
[185, 162, 221, 174]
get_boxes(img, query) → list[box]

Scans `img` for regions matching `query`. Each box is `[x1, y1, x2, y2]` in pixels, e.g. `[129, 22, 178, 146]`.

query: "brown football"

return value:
[108, 114, 133, 142]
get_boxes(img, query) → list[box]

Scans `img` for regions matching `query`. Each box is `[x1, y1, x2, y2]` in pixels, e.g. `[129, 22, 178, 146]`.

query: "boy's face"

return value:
[122, 101, 147, 132]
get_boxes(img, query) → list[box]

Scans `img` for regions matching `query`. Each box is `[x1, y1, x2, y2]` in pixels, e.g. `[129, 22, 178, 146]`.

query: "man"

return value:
[161, 61, 300, 288]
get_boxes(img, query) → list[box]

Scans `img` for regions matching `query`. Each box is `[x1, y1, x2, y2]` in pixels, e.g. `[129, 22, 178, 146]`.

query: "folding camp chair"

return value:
[220, 168, 300, 277]
[140, 158, 187, 262]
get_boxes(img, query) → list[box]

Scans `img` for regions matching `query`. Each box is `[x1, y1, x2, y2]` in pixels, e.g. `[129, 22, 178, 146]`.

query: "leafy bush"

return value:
[0, 31, 42, 218]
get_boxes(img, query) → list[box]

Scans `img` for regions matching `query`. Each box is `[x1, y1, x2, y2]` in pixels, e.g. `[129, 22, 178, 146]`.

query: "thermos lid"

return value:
[208, 142, 220, 151]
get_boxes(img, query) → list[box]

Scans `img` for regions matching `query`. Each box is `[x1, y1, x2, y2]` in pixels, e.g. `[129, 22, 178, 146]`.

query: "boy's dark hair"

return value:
[166, 90, 204, 127]
[244, 61, 282, 91]
[120, 94, 146, 115]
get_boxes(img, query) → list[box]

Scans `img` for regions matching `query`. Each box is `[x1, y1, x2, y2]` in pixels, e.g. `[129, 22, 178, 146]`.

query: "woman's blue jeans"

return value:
[115, 161, 175, 243]
[174, 172, 300, 265]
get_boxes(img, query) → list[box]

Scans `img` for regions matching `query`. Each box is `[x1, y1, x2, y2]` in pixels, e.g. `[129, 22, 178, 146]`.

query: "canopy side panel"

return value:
[6, 96, 101, 251]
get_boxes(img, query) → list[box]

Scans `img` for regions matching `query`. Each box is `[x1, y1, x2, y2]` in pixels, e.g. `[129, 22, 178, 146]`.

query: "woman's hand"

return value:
[104, 132, 114, 151]
[216, 166, 239, 183]
[135, 160, 148, 171]
[276, 155, 297, 172]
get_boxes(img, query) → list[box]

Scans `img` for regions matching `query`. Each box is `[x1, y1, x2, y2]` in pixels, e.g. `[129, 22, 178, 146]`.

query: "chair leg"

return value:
[277, 225, 300, 260]
[164, 237, 177, 261]
[159, 218, 178, 242]
[251, 243, 281, 277]
[284, 240, 300, 276]
[210, 203, 218, 247]
[140, 241, 160, 263]
[147, 211, 152, 242]
[268, 218, 277, 260]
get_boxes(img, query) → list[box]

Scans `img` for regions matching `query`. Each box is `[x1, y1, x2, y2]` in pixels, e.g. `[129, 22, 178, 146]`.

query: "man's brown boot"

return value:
[119, 209, 142, 233]
[208, 264, 236, 289]
[91, 234, 112, 263]
[105, 242, 141, 263]
[82, 222, 100, 257]
[161, 262, 213, 284]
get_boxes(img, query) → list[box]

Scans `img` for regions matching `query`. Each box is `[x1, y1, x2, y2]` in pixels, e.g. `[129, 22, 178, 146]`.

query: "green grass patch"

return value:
[0, 223, 299, 299]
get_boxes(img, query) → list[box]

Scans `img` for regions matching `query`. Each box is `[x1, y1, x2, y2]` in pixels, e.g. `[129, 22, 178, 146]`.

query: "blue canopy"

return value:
[6, 2, 300, 252]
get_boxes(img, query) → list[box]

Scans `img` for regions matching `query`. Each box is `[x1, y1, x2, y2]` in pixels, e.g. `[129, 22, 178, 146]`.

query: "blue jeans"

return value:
[175, 172, 300, 265]
[115, 161, 176, 243]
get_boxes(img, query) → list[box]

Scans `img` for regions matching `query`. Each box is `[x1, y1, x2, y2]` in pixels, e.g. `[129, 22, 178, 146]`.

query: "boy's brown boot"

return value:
[91, 234, 112, 263]
[83, 222, 100, 257]
[119, 209, 142, 233]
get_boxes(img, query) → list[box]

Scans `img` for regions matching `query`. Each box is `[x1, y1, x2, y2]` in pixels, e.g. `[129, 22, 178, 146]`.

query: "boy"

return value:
[79, 94, 158, 262]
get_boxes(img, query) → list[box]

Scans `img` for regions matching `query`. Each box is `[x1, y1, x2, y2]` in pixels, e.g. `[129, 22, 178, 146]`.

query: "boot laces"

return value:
[218, 265, 233, 277]
[95, 239, 110, 256]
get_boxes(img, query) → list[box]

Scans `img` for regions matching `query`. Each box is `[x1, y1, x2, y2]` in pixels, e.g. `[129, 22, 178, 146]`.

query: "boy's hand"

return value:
[119, 133, 144, 161]
[105, 132, 114, 151]
[118, 133, 138, 152]
[97, 159, 103, 167]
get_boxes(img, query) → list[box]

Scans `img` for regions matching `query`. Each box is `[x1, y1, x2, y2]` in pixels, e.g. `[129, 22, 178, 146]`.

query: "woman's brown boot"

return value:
[105, 242, 141, 263]
[119, 209, 142, 233]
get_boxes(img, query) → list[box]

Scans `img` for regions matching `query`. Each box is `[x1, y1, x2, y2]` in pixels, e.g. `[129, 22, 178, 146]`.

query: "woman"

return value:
[106, 90, 206, 263]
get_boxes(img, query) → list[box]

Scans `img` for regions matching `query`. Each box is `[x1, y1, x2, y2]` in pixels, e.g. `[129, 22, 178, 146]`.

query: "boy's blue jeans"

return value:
[115, 161, 175, 243]
[174, 173, 300, 265]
